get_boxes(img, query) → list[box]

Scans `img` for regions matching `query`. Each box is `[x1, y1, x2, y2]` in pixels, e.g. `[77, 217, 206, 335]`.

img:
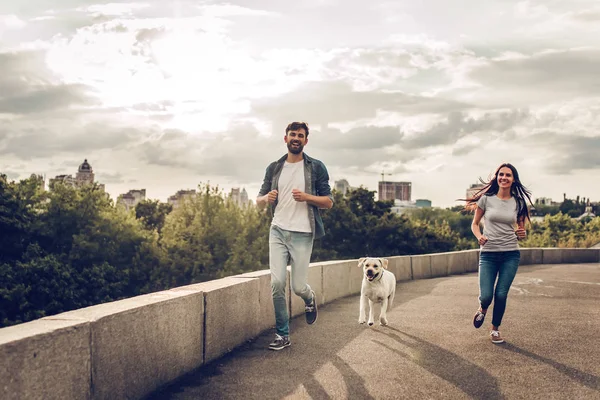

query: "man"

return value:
[257, 121, 334, 351]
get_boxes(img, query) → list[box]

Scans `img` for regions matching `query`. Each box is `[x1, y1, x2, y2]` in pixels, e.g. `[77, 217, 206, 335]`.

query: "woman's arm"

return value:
[471, 207, 488, 245]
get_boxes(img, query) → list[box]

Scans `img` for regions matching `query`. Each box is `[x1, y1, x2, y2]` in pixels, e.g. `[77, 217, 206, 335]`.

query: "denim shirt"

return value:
[258, 153, 333, 239]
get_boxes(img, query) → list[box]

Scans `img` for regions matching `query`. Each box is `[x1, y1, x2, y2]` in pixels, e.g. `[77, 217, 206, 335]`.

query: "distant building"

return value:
[390, 199, 417, 215]
[577, 201, 596, 221]
[117, 189, 146, 211]
[415, 199, 432, 208]
[49, 159, 105, 192]
[466, 182, 486, 199]
[229, 187, 249, 206]
[168, 189, 196, 209]
[379, 181, 411, 202]
[535, 197, 553, 206]
[334, 179, 351, 195]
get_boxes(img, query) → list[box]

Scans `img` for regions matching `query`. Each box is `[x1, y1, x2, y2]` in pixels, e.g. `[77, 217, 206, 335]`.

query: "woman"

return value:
[464, 163, 533, 344]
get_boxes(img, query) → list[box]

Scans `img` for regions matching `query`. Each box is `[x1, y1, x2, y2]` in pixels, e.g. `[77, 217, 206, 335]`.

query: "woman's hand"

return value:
[515, 227, 527, 240]
[478, 235, 488, 246]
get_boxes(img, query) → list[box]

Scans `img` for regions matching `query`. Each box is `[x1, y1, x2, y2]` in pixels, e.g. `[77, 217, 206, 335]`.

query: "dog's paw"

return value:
[358, 319, 366, 324]
[368, 321, 374, 326]
[380, 318, 388, 326]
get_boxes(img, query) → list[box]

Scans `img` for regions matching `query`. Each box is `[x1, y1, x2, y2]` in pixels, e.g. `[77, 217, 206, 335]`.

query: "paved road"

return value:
[147, 263, 600, 400]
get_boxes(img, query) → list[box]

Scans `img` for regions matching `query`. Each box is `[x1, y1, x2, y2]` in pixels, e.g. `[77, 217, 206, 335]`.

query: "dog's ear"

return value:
[358, 257, 366, 268]
[380, 258, 389, 269]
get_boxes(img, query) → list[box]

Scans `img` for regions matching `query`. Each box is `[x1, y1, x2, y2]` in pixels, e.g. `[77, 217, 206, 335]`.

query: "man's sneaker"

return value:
[305, 290, 318, 325]
[490, 330, 505, 344]
[473, 310, 486, 328]
[268, 334, 291, 351]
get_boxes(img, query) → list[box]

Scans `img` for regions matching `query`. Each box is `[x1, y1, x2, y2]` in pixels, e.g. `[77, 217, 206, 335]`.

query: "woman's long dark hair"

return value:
[463, 163, 534, 223]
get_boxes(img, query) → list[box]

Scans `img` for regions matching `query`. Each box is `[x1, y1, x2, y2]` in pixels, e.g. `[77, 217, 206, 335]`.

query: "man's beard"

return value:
[287, 141, 304, 154]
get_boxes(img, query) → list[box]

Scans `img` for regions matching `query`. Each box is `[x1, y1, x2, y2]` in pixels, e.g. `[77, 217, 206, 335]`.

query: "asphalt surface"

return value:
[147, 263, 600, 400]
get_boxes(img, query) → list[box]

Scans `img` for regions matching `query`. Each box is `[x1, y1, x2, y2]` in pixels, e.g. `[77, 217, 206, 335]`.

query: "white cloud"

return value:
[198, 4, 280, 18]
[0, 14, 26, 35]
[514, 1, 551, 19]
[570, 8, 600, 22]
[77, 3, 150, 17]
[2, 0, 600, 207]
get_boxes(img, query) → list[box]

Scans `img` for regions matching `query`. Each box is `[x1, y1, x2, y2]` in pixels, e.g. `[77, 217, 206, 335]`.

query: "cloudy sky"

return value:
[1, 0, 600, 207]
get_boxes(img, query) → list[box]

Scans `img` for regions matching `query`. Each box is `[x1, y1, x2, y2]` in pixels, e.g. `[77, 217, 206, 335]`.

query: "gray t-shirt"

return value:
[477, 195, 519, 252]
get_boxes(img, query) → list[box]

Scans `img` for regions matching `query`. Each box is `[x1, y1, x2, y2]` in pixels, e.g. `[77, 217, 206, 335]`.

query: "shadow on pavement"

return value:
[146, 279, 442, 400]
[502, 343, 600, 391]
[373, 327, 505, 400]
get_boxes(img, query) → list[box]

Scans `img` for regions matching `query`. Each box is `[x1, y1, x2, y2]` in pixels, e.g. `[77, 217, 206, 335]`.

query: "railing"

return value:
[1, 247, 599, 400]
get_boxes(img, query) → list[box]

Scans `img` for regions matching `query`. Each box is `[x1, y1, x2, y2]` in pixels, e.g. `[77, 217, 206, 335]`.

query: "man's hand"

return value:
[266, 190, 278, 204]
[292, 189, 308, 202]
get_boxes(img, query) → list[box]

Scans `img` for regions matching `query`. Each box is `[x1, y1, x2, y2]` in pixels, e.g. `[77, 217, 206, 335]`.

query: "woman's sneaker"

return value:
[268, 334, 291, 350]
[490, 330, 505, 344]
[473, 310, 486, 328]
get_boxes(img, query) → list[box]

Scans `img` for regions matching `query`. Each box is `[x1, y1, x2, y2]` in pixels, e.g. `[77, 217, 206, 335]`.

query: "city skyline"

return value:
[19, 158, 598, 208]
[5, 154, 600, 208]
[1, 1, 600, 208]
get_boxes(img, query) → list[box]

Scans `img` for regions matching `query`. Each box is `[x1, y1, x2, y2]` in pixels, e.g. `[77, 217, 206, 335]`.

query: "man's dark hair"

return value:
[285, 122, 309, 137]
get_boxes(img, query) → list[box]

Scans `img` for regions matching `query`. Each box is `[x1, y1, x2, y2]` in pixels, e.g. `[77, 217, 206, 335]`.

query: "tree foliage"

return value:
[314, 188, 476, 261]
[521, 213, 600, 248]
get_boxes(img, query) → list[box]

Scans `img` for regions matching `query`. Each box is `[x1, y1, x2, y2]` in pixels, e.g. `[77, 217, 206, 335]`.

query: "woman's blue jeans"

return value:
[478, 250, 520, 327]
[269, 225, 314, 337]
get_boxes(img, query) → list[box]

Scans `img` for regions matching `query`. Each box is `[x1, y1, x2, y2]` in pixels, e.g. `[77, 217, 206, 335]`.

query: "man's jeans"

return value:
[479, 250, 520, 327]
[269, 225, 314, 337]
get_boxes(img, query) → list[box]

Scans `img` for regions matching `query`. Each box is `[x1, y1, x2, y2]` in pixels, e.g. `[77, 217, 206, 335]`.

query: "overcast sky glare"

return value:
[1, 0, 600, 207]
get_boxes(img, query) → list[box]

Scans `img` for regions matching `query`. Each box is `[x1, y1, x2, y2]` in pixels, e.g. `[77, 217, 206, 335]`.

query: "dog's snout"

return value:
[366, 269, 374, 276]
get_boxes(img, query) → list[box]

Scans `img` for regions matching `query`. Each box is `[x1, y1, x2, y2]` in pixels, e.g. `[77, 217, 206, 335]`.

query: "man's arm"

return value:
[256, 164, 274, 209]
[307, 194, 333, 209]
[292, 190, 333, 209]
[291, 161, 333, 209]
[314, 161, 333, 209]
[256, 193, 269, 209]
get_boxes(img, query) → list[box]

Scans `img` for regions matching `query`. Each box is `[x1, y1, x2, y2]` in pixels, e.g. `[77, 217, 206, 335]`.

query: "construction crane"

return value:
[380, 170, 392, 182]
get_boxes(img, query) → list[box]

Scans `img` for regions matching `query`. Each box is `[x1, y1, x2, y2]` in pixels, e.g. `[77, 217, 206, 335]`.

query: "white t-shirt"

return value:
[272, 161, 312, 233]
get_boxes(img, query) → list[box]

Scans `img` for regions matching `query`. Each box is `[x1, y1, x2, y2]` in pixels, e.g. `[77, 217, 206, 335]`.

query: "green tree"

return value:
[0, 174, 43, 263]
[220, 205, 271, 277]
[315, 187, 473, 260]
[135, 199, 173, 233]
[160, 184, 248, 285]
[408, 207, 475, 245]
[519, 213, 597, 248]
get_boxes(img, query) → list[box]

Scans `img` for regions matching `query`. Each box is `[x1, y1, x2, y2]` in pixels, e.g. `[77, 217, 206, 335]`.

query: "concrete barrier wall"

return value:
[85, 289, 206, 400]
[0, 319, 90, 400]
[232, 270, 276, 334]
[198, 277, 261, 364]
[411, 254, 432, 279]
[430, 253, 449, 277]
[387, 256, 412, 281]
[559, 248, 600, 263]
[1, 247, 599, 399]
[448, 250, 478, 275]
[321, 260, 356, 304]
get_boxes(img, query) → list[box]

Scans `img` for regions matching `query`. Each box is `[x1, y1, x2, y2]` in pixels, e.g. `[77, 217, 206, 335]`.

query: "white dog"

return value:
[358, 257, 396, 326]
